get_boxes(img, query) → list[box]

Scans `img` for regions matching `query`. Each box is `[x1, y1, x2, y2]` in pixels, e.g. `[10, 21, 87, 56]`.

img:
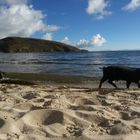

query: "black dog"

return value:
[99, 66, 140, 89]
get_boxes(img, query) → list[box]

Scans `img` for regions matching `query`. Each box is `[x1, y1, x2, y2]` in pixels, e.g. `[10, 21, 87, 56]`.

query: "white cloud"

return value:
[43, 33, 53, 40]
[86, 0, 111, 19]
[45, 25, 61, 33]
[61, 36, 70, 44]
[0, 0, 27, 5]
[59, 34, 106, 50]
[0, 1, 60, 39]
[123, 0, 140, 11]
[76, 34, 106, 49]
[91, 34, 106, 47]
[76, 39, 89, 48]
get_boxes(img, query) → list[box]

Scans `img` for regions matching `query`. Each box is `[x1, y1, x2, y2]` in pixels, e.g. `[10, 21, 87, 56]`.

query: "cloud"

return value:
[60, 34, 106, 50]
[76, 34, 106, 49]
[0, 0, 27, 5]
[45, 25, 61, 33]
[91, 34, 106, 46]
[86, 0, 112, 19]
[0, 0, 60, 39]
[123, 0, 140, 11]
[61, 36, 70, 44]
[76, 39, 89, 48]
[43, 33, 53, 40]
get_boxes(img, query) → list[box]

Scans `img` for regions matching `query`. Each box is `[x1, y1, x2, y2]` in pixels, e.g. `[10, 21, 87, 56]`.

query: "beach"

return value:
[0, 74, 140, 140]
[0, 0, 140, 139]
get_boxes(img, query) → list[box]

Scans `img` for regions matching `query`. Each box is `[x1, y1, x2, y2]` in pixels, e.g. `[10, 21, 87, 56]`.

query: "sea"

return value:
[0, 50, 140, 77]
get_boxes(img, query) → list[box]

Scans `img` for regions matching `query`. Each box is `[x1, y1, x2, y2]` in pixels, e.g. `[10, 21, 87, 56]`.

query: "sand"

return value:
[0, 83, 140, 140]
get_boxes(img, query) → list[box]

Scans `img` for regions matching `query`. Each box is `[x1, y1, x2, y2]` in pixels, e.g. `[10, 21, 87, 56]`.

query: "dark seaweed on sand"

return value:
[0, 78, 35, 85]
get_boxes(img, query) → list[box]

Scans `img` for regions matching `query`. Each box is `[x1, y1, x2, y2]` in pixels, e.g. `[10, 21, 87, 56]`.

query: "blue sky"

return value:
[0, 0, 140, 51]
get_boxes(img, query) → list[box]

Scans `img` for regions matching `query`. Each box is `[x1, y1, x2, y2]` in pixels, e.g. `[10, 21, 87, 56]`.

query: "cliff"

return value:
[0, 37, 81, 52]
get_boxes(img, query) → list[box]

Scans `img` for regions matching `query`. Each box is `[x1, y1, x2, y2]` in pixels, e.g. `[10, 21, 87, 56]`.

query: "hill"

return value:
[0, 37, 82, 52]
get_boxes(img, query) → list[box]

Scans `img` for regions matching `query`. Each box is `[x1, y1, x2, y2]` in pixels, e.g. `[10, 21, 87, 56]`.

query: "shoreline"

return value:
[6, 72, 98, 83]
[2, 72, 139, 89]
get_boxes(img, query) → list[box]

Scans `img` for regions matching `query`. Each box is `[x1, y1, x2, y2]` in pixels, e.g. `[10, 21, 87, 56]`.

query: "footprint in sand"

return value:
[110, 122, 132, 135]
[0, 118, 5, 128]
[44, 95, 56, 99]
[66, 124, 82, 136]
[69, 105, 95, 111]
[120, 111, 132, 120]
[22, 92, 37, 100]
[65, 95, 100, 111]
[43, 100, 52, 107]
[20, 109, 64, 126]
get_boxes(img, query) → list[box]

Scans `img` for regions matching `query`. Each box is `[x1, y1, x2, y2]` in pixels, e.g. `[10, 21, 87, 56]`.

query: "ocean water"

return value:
[0, 51, 140, 77]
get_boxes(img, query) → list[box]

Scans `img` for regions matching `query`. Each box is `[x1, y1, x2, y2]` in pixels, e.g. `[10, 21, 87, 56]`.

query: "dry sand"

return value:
[0, 83, 140, 140]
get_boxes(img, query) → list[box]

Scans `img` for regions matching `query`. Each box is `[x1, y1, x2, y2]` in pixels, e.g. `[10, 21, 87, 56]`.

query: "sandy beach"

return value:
[0, 75, 140, 140]
[0, 0, 140, 139]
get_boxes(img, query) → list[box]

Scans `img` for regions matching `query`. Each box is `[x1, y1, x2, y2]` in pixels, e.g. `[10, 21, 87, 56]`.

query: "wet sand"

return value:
[4, 72, 139, 89]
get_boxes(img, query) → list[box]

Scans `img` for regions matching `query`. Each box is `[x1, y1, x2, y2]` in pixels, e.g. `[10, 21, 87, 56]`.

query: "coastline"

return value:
[2, 72, 139, 89]
[3, 72, 100, 89]
[6, 72, 97, 83]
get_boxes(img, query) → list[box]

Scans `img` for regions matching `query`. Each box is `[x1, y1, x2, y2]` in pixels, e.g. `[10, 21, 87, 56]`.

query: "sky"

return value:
[0, 0, 140, 51]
